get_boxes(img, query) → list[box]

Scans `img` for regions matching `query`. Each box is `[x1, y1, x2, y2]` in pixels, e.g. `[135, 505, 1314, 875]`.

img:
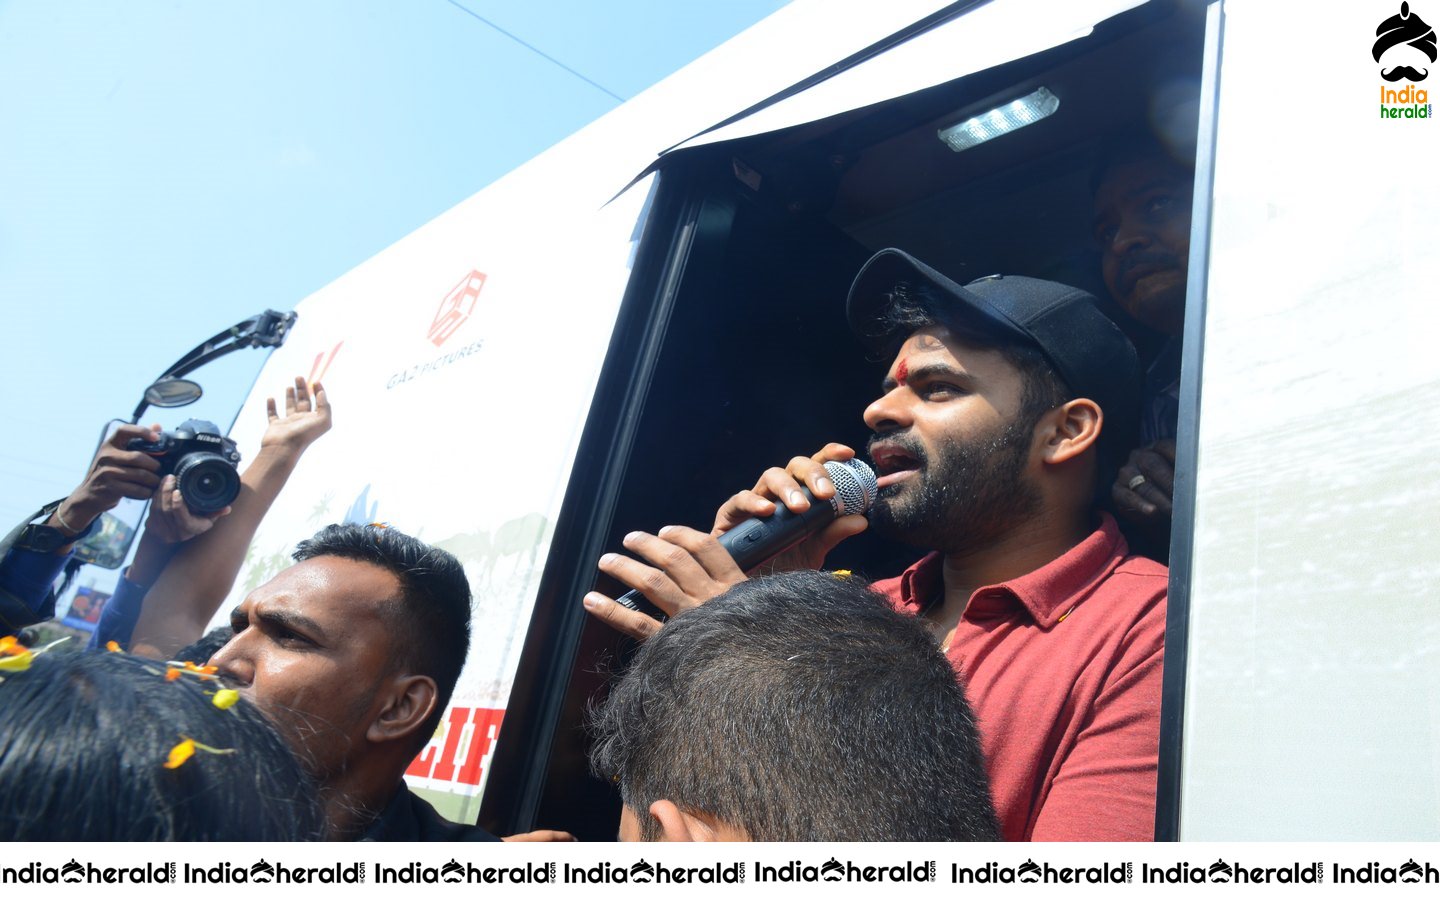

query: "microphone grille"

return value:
[823, 458, 878, 516]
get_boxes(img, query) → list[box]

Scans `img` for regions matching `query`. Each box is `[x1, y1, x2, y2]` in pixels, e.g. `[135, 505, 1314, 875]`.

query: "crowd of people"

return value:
[0, 131, 1192, 842]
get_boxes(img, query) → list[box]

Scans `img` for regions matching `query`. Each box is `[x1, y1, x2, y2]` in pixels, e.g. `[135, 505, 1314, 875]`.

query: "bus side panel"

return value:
[223, 175, 655, 824]
[1178, 0, 1440, 840]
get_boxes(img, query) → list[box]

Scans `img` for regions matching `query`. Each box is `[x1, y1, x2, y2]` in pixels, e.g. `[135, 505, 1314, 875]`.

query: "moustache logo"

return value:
[1382, 64, 1430, 81]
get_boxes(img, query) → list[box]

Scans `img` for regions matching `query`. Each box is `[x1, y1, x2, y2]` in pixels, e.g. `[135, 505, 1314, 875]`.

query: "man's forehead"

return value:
[241, 556, 400, 620]
[1097, 157, 1188, 203]
[890, 326, 990, 365]
[882, 326, 1011, 388]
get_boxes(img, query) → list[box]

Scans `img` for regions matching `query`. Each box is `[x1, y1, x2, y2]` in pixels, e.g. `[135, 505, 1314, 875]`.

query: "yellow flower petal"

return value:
[0, 650, 33, 672]
[212, 689, 240, 710]
[831, 569, 853, 580]
[163, 739, 195, 769]
[0, 635, 17, 652]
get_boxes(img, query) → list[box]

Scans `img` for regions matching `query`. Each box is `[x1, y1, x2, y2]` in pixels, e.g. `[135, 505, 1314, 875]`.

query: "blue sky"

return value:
[0, 0, 787, 528]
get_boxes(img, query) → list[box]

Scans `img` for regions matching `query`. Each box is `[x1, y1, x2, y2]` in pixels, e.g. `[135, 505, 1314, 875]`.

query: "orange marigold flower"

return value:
[0, 650, 33, 672]
[161, 736, 234, 770]
[105, 641, 122, 653]
[163, 739, 196, 769]
[212, 689, 240, 710]
[0, 635, 69, 671]
[165, 668, 183, 682]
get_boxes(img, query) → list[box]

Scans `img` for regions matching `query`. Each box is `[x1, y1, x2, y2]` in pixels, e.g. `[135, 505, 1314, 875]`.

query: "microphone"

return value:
[612, 458, 878, 612]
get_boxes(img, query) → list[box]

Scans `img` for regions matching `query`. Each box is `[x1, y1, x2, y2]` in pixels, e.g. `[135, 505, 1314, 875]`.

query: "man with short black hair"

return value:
[210, 522, 492, 841]
[586, 248, 1168, 841]
[591, 569, 999, 841]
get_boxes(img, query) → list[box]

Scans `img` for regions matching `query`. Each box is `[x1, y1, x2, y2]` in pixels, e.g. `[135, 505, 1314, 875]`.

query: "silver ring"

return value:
[1127, 474, 1147, 490]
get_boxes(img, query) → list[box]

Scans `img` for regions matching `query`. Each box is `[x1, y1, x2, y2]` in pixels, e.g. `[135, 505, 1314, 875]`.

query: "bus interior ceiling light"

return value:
[938, 87, 1060, 153]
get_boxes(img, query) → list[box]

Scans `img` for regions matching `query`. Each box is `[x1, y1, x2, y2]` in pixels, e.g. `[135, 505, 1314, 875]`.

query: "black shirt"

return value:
[358, 785, 500, 842]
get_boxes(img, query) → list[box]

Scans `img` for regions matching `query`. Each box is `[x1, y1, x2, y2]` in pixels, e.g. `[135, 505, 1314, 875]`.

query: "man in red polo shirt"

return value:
[584, 248, 1167, 841]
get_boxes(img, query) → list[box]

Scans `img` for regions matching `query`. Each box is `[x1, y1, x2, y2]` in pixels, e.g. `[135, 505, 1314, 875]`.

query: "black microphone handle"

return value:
[612, 486, 837, 613]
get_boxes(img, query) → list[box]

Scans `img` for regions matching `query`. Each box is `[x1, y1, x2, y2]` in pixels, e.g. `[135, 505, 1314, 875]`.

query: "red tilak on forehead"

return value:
[895, 358, 910, 385]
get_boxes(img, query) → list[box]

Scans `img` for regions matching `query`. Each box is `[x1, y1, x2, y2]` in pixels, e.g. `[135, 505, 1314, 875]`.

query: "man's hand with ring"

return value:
[1112, 438, 1176, 525]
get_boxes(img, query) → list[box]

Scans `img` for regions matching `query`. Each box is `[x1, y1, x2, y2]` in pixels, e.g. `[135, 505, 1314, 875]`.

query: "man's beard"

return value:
[866, 419, 1041, 555]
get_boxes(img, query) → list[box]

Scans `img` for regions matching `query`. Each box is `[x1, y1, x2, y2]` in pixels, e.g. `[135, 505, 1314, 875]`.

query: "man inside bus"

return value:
[584, 248, 1168, 841]
[591, 569, 999, 841]
[1090, 129, 1195, 552]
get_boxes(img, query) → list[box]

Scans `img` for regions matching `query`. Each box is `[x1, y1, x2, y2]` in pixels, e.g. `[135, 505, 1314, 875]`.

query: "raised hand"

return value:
[260, 377, 332, 454]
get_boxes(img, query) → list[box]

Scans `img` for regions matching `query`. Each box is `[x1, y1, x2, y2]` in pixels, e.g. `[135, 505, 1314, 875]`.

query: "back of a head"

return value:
[0, 650, 325, 840]
[591, 570, 999, 841]
[292, 523, 472, 741]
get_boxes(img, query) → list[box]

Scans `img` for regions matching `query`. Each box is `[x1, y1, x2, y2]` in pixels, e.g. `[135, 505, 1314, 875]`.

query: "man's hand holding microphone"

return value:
[582, 443, 876, 640]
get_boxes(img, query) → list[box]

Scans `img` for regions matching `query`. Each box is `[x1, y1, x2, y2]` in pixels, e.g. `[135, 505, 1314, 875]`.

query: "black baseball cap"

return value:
[846, 248, 1139, 424]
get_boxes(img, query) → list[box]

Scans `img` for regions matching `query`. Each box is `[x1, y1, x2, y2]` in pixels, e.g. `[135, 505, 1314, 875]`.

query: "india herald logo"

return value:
[428, 270, 486, 347]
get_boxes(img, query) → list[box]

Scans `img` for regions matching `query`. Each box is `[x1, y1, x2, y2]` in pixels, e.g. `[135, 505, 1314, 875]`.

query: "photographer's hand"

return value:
[142, 475, 231, 545]
[47, 424, 164, 540]
[127, 475, 232, 587]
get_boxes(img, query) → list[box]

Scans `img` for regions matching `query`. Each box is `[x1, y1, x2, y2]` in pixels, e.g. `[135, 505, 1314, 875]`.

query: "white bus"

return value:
[218, 0, 1440, 840]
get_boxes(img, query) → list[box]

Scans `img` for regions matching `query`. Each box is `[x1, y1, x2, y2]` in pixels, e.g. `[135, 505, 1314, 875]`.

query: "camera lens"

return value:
[173, 453, 241, 514]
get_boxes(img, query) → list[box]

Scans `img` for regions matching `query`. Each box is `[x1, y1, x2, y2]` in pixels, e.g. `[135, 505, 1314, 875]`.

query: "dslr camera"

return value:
[127, 419, 242, 513]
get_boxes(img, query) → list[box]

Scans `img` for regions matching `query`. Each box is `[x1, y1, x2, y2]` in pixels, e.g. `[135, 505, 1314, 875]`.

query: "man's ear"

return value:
[366, 673, 438, 745]
[649, 800, 707, 842]
[649, 801, 748, 842]
[1038, 398, 1103, 465]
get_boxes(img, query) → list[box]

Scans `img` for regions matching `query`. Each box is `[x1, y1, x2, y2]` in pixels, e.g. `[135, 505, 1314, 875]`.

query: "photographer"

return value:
[126, 377, 331, 658]
[0, 377, 330, 649]
[0, 422, 184, 636]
